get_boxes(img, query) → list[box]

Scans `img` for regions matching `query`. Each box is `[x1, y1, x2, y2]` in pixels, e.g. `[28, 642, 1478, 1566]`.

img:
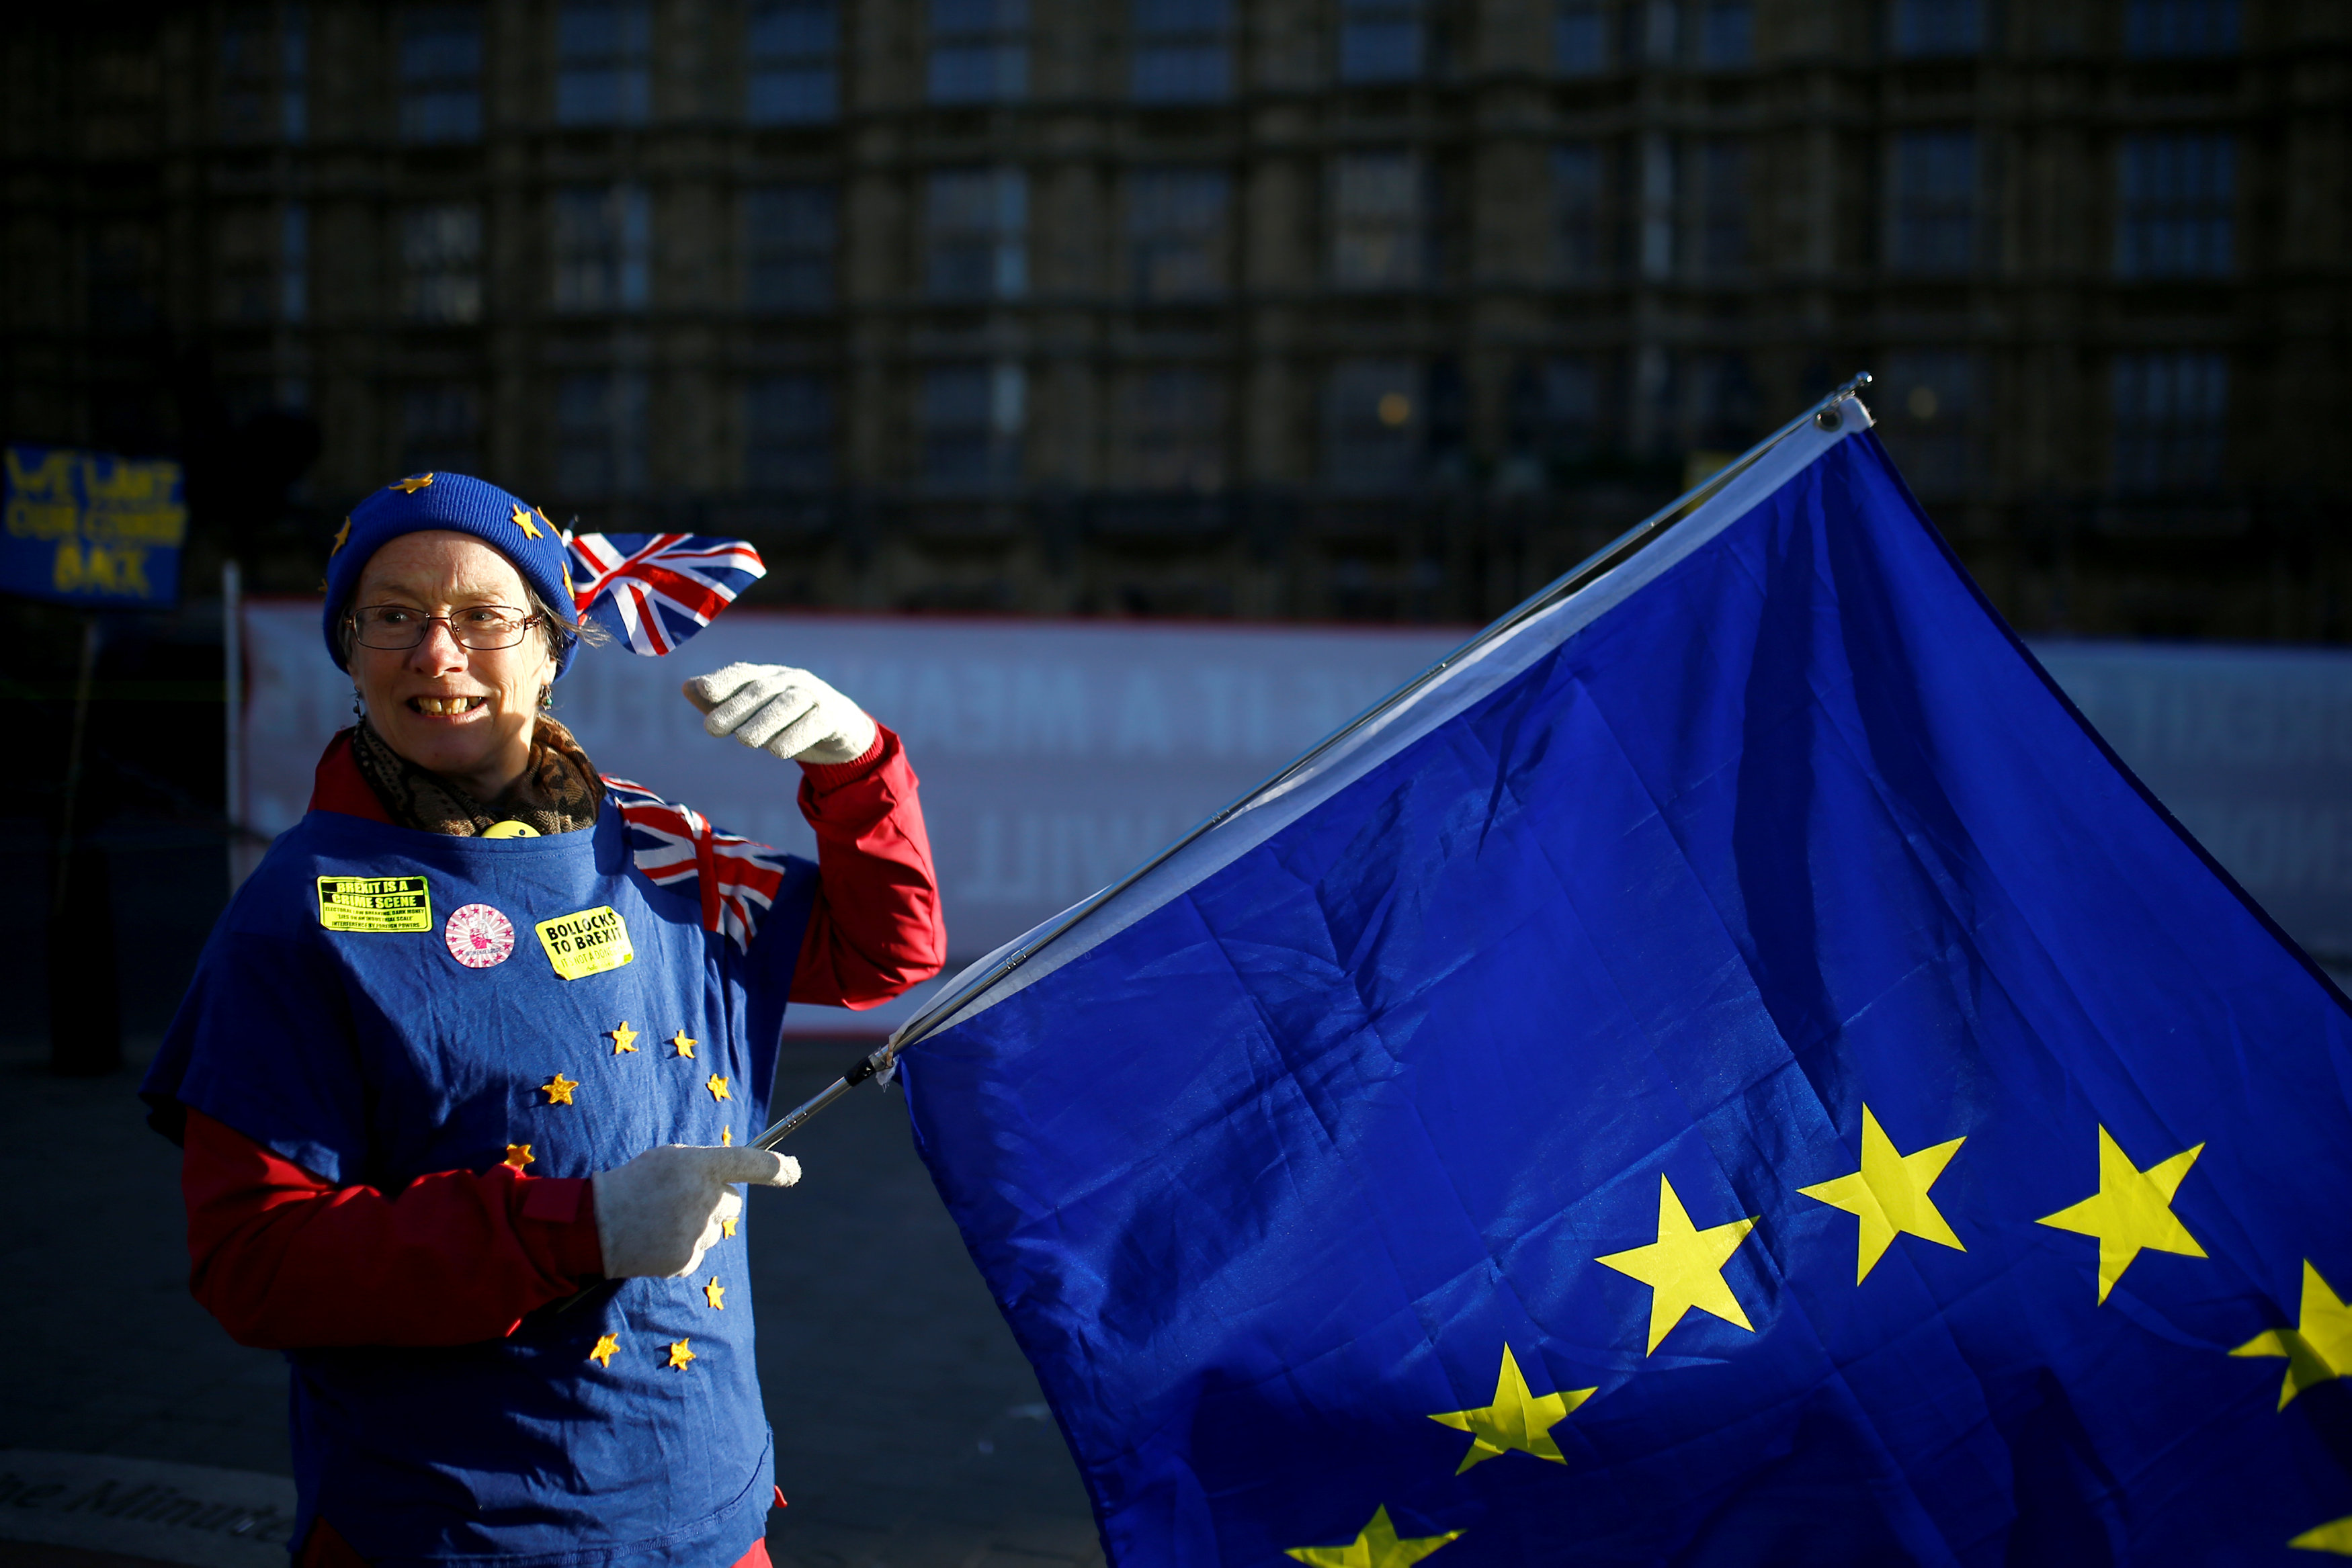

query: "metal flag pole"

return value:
[751, 372, 1875, 1153]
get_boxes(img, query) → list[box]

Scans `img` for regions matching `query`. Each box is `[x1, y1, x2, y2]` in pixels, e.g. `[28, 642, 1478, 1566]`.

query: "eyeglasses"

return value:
[348, 604, 542, 651]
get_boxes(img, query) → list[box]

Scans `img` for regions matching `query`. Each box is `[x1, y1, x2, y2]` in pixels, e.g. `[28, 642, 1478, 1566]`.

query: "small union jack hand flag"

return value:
[566, 532, 767, 657]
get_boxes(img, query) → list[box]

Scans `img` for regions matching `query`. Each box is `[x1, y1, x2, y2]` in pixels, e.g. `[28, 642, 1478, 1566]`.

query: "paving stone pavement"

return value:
[0, 1041, 1103, 1568]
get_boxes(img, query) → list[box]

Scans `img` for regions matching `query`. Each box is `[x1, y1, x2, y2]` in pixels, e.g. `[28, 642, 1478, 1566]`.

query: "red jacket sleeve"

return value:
[790, 725, 947, 1008]
[182, 1108, 606, 1349]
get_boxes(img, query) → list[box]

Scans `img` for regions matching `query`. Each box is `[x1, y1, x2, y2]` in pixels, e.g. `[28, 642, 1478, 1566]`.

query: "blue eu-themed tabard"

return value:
[144, 799, 816, 1568]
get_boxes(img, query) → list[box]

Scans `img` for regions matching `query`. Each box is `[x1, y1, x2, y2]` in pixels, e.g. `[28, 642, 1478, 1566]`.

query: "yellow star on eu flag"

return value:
[1796, 1105, 1966, 1283]
[1284, 1506, 1461, 1568]
[511, 503, 543, 539]
[587, 1333, 619, 1368]
[1597, 1174, 1757, 1353]
[390, 473, 434, 493]
[1427, 1345, 1593, 1473]
[2231, 1260, 2352, 1410]
[2292, 1516, 2352, 1555]
[2037, 1125, 2206, 1303]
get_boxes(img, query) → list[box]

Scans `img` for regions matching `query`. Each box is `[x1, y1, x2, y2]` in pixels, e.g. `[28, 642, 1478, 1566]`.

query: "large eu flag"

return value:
[895, 398, 2352, 1564]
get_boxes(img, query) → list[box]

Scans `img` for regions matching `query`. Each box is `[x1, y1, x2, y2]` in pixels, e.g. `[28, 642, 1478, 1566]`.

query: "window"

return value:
[1638, 132, 1673, 278]
[217, 7, 304, 143]
[1129, 169, 1231, 300]
[1639, 0, 1677, 62]
[1890, 130, 1976, 274]
[1877, 350, 1976, 498]
[401, 384, 482, 474]
[555, 371, 648, 495]
[1555, 2, 1610, 74]
[399, 6, 482, 142]
[2125, 0, 2238, 56]
[552, 185, 650, 312]
[744, 185, 837, 311]
[400, 204, 483, 323]
[280, 204, 308, 322]
[1552, 142, 1605, 278]
[2112, 353, 2226, 493]
[1134, 0, 1232, 103]
[1696, 138, 1748, 273]
[1509, 357, 1603, 466]
[2117, 134, 2234, 278]
[925, 169, 1027, 300]
[749, 0, 839, 124]
[216, 206, 277, 322]
[1698, 0, 1751, 65]
[1119, 369, 1225, 490]
[745, 375, 835, 488]
[1890, 0, 1980, 56]
[929, 0, 1027, 103]
[1332, 153, 1428, 290]
[556, 1, 650, 126]
[1339, 0, 1429, 83]
[1325, 359, 1422, 486]
[919, 363, 1024, 488]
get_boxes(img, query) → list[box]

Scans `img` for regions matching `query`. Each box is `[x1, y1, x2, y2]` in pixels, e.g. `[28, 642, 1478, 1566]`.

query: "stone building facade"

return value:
[4, 0, 2347, 634]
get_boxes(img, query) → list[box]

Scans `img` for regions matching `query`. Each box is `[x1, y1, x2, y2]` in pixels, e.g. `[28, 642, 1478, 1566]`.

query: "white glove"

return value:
[591, 1144, 801, 1280]
[684, 663, 879, 766]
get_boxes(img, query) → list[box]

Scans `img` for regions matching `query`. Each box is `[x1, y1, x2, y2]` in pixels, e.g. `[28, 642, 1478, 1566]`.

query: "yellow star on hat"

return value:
[390, 473, 434, 493]
[511, 503, 543, 540]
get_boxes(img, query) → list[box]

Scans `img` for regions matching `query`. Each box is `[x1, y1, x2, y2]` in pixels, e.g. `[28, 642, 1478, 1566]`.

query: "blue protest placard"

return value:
[2, 444, 187, 609]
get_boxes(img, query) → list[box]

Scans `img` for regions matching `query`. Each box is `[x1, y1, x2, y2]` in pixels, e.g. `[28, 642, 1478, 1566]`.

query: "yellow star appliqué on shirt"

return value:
[666, 1339, 696, 1370]
[2232, 1260, 2352, 1409]
[1284, 1506, 1461, 1568]
[1796, 1105, 1967, 1283]
[671, 1031, 697, 1059]
[390, 473, 434, 493]
[720, 1126, 732, 1145]
[503, 1143, 534, 1170]
[588, 1334, 619, 1368]
[1596, 1174, 1758, 1353]
[542, 1073, 579, 1106]
[720, 1213, 739, 1239]
[607, 1021, 638, 1054]
[2037, 1125, 2206, 1303]
[706, 1075, 730, 1102]
[510, 503, 543, 540]
[704, 1277, 726, 1310]
[1427, 1345, 1592, 1473]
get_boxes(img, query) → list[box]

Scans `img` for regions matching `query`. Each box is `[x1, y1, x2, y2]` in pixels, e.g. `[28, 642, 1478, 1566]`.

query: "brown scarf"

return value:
[348, 714, 604, 837]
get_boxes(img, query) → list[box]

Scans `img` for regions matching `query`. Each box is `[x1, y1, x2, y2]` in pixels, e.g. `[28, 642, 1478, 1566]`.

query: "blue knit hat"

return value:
[322, 472, 582, 677]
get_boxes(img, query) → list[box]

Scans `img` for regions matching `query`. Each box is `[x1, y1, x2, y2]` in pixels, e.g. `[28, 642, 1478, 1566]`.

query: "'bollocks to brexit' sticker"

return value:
[536, 904, 634, 980]
[317, 875, 433, 932]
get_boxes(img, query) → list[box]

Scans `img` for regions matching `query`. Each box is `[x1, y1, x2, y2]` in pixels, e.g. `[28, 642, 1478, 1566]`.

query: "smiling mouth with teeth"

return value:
[412, 695, 488, 716]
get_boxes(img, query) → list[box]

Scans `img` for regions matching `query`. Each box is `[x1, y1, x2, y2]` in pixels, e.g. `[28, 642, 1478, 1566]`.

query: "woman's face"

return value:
[349, 530, 558, 797]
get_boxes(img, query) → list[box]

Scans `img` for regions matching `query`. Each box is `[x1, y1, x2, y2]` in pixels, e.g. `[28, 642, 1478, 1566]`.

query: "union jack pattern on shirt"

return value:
[567, 533, 767, 658]
[603, 775, 790, 953]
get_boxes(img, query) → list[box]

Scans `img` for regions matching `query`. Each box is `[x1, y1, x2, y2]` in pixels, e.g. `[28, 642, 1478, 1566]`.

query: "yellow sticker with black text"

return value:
[317, 875, 433, 933]
[536, 905, 634, 980]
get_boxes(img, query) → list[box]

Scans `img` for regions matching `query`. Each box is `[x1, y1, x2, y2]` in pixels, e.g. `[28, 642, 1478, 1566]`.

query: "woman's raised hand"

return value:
[683, 662, 878, 766]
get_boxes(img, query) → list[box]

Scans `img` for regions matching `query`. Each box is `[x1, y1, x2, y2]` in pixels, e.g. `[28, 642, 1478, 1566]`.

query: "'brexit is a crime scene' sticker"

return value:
[317, 875, 433, 933]
[536, 904, 634, 980]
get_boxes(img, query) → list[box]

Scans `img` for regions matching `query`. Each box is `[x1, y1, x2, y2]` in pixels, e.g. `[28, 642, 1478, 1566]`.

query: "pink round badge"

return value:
[444, 904, 516, 969]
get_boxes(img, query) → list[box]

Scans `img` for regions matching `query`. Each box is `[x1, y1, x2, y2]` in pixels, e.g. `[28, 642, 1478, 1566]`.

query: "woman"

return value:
[142, 471, 945, 1568]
